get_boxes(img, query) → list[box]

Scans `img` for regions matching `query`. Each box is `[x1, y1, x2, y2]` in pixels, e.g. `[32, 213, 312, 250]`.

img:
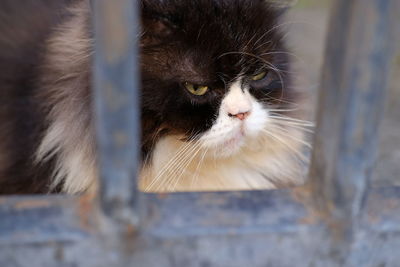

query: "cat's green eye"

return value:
[251, 71, 267, 81]
[184, 82, 209, 96]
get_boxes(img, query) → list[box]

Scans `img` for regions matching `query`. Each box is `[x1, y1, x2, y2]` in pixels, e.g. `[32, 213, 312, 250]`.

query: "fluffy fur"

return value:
[0, 0, 309, 194]
[140, 78, 305, 192]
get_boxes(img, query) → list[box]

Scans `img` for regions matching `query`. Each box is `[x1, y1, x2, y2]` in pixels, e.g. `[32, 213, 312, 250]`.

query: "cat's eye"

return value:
[249, 70, 282, 92]
[251, 71, 267, 81]
[184, 82, 209, 96]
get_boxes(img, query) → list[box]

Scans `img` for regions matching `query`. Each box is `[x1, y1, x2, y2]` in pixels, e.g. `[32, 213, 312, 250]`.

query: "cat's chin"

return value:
[213, 132, 245, 158]
[205, 127, 260, 159]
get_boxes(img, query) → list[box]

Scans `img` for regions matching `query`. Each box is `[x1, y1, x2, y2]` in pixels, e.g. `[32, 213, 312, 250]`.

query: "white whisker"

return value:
[268, 125, 312, 149]
[170, 143, 203, 191]
[270, 119, 315, 133]
[158, 141, 202, 190]
[152, 142, 201, 191]
[269, 113, 315, 126]
[261, 130, 309, 162]
[145, 138, 200, 191]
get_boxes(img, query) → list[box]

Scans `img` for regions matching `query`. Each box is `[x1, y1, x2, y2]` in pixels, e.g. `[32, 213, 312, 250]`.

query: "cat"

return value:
[0, 0, 309, 194]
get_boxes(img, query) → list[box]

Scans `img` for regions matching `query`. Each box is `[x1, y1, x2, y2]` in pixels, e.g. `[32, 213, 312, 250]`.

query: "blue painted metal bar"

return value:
[1, 187, 399, 245]
[92, 0, 140, 226]
[0, 195, 92, 245]
[308, 0, 398, 263]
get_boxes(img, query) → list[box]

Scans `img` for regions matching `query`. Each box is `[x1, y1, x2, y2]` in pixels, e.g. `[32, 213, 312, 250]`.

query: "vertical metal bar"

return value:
[92, 0, 139, 226]
[308, 0, 397, 263]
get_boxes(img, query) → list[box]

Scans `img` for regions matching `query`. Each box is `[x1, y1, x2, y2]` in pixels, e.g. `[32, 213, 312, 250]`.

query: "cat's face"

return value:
[140, 0, 294, 160]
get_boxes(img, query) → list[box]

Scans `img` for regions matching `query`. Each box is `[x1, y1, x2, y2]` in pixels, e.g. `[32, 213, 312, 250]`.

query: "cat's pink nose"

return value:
[228, 111, 250, 120]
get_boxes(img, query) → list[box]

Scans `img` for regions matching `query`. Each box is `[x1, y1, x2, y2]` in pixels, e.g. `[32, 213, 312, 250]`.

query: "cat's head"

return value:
[140, 0, 298, 159]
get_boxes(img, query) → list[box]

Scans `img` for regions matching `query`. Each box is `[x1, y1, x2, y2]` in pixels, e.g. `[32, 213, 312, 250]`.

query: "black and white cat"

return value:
[0, 0, 309, 194]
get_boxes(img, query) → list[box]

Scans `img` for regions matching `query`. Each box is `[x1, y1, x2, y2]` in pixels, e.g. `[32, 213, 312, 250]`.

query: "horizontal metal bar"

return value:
[1, 187, 399, 246]
[0, 195, 94, 245]
[142, 187, 400, 237]
[139, 190, 309, 237]
[362, 186, 400, 233]
[92, 0, 139, 226]
[2, 229, 400, 267]
[1, 187, 400, 266]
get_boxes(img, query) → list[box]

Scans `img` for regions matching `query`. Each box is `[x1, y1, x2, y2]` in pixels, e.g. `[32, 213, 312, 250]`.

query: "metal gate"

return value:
[0, 0, 399, 266]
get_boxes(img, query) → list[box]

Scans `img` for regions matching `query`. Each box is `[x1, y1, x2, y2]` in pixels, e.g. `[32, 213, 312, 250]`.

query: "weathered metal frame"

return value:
[0, 0, 399, 266]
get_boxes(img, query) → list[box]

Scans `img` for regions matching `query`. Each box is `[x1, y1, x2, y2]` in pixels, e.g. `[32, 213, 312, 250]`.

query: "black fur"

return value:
[140, 0, 293, 160]
[0, 0, 294, 194]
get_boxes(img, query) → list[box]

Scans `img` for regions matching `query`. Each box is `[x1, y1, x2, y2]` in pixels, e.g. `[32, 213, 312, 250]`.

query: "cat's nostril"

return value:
[228, 111, 250, 120]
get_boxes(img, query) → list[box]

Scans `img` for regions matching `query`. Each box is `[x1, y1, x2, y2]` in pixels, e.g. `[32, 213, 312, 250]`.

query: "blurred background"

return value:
[286, 0, 400, 186]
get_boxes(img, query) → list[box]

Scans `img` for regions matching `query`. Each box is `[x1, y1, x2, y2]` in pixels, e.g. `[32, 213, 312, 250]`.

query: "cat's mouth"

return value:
[222, 129, 245, 147]
[215, 127, 248, 157]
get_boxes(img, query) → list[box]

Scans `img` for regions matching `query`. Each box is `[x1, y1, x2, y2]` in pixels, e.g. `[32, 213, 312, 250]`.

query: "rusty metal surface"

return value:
[0, 187, 399, 266]
[1, 190, 308, 246]
[139, 190, 310, 237]
[2, 234, 400, 267]
[1, 186, 399, 240]
[92, 0, 140, 226]
[0, 195, 93, 245]
[307, 0, 398, 264]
